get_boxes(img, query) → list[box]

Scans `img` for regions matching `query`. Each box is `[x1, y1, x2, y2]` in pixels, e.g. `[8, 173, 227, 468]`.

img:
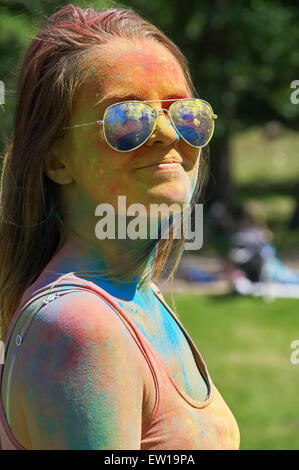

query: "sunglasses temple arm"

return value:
[63, 120, 103, 130]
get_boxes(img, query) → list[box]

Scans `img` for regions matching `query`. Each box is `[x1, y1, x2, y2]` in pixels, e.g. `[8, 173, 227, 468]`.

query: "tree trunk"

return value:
[289, 188, 299, 229]
[204, 129, 234, 208]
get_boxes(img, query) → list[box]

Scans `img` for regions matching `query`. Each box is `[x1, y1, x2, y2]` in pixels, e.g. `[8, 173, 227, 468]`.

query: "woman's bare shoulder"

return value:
[22, 289, 137, 353]
[38, 288, 126, 328]
[11, 290, 146, 449]
[14, 290, 143, 390]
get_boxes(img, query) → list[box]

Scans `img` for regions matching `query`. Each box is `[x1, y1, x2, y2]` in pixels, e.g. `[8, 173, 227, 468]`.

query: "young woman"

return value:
[0, 5, 240, 450]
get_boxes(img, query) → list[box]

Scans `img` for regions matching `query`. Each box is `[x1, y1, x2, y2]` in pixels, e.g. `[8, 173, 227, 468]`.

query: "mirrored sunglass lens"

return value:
[170, 99, 214, 147]
[104, 102, 156, 151]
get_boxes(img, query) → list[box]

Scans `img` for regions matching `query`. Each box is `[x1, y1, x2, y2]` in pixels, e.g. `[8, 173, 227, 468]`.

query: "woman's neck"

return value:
[44, 226, 157, 301]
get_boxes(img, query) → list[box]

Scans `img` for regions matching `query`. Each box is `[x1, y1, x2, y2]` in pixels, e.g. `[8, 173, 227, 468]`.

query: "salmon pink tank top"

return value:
[0, 274, 240, 450]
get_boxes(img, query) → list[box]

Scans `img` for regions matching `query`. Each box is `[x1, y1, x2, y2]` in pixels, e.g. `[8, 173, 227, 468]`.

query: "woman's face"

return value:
[60, 38, 200, 215]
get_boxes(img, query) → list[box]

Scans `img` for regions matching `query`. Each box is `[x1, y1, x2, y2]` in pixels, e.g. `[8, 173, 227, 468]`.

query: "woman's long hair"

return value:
[0, 4, 209, 340]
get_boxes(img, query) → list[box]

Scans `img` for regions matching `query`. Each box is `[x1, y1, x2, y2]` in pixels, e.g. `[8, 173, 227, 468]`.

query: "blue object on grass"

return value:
[261, 256, 299, 284]
[183, 266, 217, 283]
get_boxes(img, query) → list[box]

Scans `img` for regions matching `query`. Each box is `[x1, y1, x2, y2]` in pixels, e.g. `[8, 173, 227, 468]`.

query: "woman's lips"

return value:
[136, 161, 183, 170]
[154, 162, 183, 170]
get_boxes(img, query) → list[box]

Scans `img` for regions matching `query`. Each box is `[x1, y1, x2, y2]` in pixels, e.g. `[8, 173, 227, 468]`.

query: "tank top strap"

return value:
[0, 284, 95, 431]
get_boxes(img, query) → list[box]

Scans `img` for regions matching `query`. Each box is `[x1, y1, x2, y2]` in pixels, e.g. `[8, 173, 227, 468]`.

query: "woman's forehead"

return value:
[95, 38, 182, 67]
[70, 38, 191, 118]
[85, 38, 188, 98]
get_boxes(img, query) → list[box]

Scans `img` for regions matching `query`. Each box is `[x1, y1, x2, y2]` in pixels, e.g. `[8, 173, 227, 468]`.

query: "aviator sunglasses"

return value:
[63, 98, 218, 152]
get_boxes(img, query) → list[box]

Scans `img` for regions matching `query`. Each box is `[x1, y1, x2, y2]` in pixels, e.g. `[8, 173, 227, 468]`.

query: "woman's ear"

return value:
[45, 141, 73, 185]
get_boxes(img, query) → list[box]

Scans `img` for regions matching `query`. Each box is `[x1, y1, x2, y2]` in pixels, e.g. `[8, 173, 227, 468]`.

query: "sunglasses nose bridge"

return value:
[154, 107, 175, 128]
[151, 107, 179, 138]
[157, 108, 170, 117]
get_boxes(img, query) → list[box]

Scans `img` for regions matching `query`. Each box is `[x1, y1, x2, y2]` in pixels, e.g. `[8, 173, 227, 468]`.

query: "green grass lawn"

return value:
[165, 292, 299, 450]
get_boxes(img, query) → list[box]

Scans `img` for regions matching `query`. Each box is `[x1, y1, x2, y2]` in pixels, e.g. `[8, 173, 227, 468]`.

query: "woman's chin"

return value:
[111, 184, 193, 217]
[146, 192, 192, 211]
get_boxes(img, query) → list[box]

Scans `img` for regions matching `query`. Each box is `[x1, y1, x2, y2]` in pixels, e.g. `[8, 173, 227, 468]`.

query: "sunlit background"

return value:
[0, 0, 299, 450]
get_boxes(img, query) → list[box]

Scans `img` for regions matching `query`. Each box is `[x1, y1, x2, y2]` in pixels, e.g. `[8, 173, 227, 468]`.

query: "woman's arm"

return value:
[17, 291, 146, 449]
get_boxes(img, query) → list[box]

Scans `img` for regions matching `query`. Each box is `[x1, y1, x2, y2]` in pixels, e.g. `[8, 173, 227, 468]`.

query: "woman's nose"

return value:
[144, 110, 180, 148]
